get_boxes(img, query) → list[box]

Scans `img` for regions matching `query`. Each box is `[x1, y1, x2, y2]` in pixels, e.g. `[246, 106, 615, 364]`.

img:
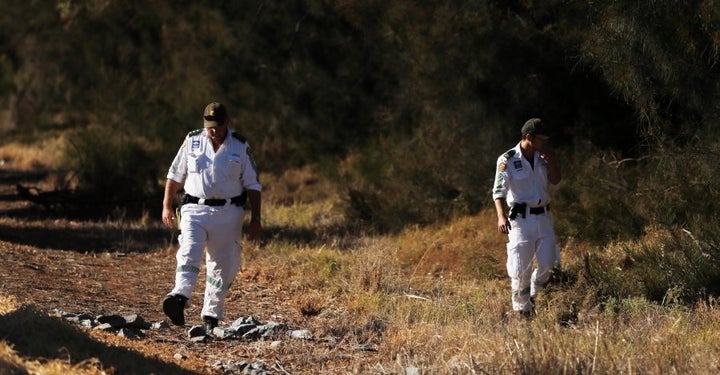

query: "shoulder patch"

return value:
[498, 162, 506, 172]
[187, 128, 203, 137]
[232, 133, 247, 143]
[502, 149, 516, 159]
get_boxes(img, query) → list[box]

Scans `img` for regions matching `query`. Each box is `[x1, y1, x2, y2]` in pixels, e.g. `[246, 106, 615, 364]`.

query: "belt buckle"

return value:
[198, 198, 206, 205]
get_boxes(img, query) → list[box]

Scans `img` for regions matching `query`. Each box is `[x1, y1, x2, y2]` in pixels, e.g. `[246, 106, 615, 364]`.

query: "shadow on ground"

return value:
[0, 222, 173, 253]
[1, 167, 360, 252]
[0, 305, 199, 374]
[0, 225, 174, 253]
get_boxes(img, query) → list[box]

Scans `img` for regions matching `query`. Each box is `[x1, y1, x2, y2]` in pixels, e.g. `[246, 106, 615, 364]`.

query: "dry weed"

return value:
[292, 289, 328, 317]
[0, 140, 64, 170]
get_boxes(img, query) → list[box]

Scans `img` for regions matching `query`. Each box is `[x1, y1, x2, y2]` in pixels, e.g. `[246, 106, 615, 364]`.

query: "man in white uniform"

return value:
[161, 102, 262, 333]
[492, 118, 561, 317]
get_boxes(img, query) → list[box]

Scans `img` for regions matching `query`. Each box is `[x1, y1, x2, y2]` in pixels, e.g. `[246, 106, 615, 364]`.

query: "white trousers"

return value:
[170, 203, 244, 320]
[506, 211, 558, 312]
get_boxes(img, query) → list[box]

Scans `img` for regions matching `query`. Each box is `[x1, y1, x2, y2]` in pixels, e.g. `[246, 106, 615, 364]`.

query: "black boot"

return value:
[162, 294, 188, 326]
[203, 316, 218, 335]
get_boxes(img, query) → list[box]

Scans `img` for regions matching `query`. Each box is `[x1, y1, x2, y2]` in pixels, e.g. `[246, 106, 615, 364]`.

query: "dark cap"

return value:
[203, 102, 227, 128]
[521, 118, 549, 139]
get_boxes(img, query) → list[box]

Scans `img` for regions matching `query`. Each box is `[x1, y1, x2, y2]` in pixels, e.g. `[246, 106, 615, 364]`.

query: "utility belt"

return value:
[508, 202, 550, 220]
[181, 192, 246, 207]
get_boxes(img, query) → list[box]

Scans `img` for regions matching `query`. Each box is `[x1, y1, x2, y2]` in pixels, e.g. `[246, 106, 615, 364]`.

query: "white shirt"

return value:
[492, 142, 551, 208]
[167, 129, 261, 199]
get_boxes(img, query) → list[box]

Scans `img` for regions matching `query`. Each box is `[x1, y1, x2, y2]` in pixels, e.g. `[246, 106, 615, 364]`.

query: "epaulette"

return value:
[232, 133, 247, 143]
[502, 149, 516, 159]
[187, 128, 203, 137]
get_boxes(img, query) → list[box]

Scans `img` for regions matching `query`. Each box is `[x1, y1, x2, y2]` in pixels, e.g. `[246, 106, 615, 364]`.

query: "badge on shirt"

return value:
[191, 140, 200, 150]
[513, 160, 522, 170]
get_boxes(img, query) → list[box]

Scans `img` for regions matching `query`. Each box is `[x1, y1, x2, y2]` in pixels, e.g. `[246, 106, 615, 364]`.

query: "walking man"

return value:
[492, 118, 561, 317]
[161, 102, 262, 333]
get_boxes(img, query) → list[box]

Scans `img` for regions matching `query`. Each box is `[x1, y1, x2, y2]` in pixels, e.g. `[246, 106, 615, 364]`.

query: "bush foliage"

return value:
[2, 1, 720, 303]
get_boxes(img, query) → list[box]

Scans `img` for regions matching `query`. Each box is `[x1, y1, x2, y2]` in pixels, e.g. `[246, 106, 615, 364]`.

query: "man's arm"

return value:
[540, 145, 561, 185]
[162, 179, 181, 229]
[495, 198, 510, 234]
[246, 189, 262, 241]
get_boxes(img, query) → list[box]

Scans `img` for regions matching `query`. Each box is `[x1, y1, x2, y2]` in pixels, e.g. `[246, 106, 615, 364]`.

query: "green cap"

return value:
[203, 102, 227, 128]
[521, 118, 549, 139]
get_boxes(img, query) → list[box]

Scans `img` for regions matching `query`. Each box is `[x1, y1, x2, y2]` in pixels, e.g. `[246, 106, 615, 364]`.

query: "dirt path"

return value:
[0, 166, 378, 374]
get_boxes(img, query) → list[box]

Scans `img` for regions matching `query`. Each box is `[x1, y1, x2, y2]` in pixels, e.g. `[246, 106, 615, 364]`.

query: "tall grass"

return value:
[247, 197, 720, 373]
[0, 139, 65, 171]
[247, 156, 720, 372]
[4, 138, 720, 372]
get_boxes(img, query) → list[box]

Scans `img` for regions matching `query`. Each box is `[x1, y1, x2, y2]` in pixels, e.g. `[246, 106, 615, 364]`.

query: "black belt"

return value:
[509, 203, 549, 219]
[529, 205, 550, 215]
[182, 194, 245, 207]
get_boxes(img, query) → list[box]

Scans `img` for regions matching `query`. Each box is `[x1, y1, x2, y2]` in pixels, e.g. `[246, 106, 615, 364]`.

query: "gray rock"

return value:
[288, 329, 312, 340]
[241, 326, 263, 341]
[49, 308, 66, 318]
[216, 360, 248, 374]
[64, 313, 96, 327]
[51, 308, 315, 351]
[189, 335, 206, 343]
[247, 360, 269, 375]
[96, 314, 126, 328]
[241, 322, 287, 340]
[117, 327, 145, 339]
[77, 313, 94, 321]
[79, 319, 94, 328]
[230, 316, 262, 328]
[261, 321, 287, 336]
[123, 314, 150, 329]
[151, 320, 170, 330]
[270, 340, 283, 348]
[231, 323, 257, 337]
[187, 325, 205, 338]
[94, 323, 115, 332]
[210, 326, 234, 339]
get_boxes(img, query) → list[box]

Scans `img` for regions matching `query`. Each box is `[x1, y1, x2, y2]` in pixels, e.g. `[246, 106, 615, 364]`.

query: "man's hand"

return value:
[246, 220, 261, 241]
[162, 206, 176, 229]
[494, 198, 511, 234]
[497, 215, 511, 234]
[539, 143, 561, 184]
[162, 179, 181, 229]
[539, 144, 556, 165]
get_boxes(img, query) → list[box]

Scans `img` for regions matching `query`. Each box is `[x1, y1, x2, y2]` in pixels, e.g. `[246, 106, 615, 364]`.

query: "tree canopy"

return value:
[2, 0, 719, 231]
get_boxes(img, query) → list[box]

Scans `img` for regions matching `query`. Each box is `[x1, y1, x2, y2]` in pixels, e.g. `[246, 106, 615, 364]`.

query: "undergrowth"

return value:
[3, 139, 720, 373]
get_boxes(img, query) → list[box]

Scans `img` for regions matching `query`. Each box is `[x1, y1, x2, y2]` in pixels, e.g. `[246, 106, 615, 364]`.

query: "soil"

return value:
[0, 166, 380, 374]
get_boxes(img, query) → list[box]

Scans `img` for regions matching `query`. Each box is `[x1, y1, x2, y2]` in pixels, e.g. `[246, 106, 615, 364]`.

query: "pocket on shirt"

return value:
[512, 168, 529, 180]
[188, 154, 208, 173]
[510, 169, 532, 193]
[223, 155, 243, 181]
[188, 154, 200, 173]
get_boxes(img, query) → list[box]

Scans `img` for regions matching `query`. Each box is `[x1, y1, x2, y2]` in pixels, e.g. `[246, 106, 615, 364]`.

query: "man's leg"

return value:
[164, 206, 207, 325]
[530, 216, 558, 297]
[201, 206, 243, 321]
[507, 219, 535, 312]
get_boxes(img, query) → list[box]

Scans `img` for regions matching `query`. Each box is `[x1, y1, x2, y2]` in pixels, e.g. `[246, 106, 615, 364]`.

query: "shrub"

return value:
[56, 125, 162, 217]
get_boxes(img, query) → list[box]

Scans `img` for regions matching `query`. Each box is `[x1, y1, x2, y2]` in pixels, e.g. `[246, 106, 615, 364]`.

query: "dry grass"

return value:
[0, 139, 64, 171]
[240, 200, 720, 373]
[0, 295, 107, 375]
[3, 144, 720, 373]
